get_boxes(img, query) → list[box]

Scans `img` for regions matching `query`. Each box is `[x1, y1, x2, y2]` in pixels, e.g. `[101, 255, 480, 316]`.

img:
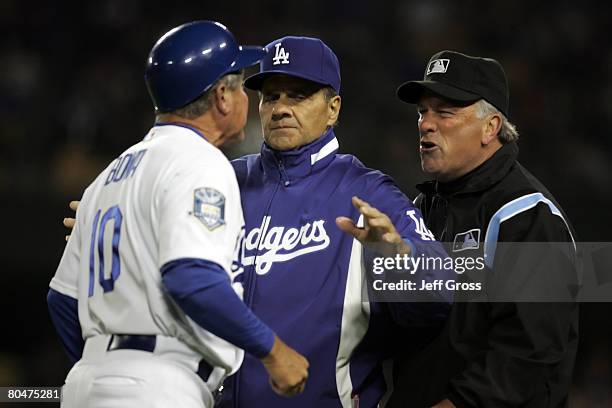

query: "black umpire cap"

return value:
[396, 50, 510, 117]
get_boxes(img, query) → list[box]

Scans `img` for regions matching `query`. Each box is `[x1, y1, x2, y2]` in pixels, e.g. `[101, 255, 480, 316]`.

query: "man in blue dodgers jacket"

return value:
[224, 37, 454, 407]
[388, 51, 579, 407]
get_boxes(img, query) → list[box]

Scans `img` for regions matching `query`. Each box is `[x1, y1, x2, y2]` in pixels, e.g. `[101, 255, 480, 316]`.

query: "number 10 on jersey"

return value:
[89, 205, 123, 297]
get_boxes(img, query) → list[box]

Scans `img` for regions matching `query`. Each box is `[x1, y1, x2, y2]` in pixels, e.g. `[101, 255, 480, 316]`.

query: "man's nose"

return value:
[418, 113, 437, 134]
[271, 96, 292, 120]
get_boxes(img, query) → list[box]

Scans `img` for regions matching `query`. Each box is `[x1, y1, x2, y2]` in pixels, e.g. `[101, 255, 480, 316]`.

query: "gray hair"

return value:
[474, 99, 519, 143]
[323, 86, 338, 101]
[323, 86, 340, 128]
[171, 72, 244, 119]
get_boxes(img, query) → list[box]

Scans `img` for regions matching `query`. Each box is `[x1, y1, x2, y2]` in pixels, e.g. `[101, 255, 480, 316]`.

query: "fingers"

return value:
[269, 378, 283, 395]
[351, 196, 381, 218]
[270, 378, 306, 397]
[381, 232, 399, 244]
[64, 201, 79, 242]
[63, 217, 76, 241]
[338, 197, 402, 248]
[63, 217, 76, 229]
[354, 196, 395, 229]
[263, 337, 309, 398]
[336, 216, 368, 241]
[351, 196, 403, 246]
[269, 372, 308, 397]
[367, 217, 392, 229]
[338, 197, 391, 242]
[352, 196, 389, 224]
[290, 379, 306, 395]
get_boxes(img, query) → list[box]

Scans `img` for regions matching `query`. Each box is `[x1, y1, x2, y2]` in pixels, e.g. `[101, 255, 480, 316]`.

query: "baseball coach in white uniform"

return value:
[48, 21, 309, 408]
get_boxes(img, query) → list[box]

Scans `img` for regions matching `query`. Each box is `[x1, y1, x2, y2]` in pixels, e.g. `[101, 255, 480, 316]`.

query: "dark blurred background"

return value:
[1, 0, 610, 406]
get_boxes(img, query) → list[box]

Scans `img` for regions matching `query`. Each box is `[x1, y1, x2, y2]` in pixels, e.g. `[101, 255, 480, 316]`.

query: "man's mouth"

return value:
[420, 140, 439, 152]
[270, 124, 296, 130]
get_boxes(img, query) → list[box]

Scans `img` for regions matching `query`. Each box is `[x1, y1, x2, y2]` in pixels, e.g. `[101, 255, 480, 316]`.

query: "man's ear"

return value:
[214, 83, 231, 115]
[482, 113, 502, 145]
[326, 95, 341, 127]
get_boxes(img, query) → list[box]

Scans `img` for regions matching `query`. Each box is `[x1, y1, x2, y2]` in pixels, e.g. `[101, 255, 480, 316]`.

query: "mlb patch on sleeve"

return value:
[193, 187, 226, 230]
[453, 228, 480, 252]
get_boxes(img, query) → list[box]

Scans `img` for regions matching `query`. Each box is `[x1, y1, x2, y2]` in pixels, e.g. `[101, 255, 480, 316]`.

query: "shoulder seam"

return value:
[483, 192, 576, 268]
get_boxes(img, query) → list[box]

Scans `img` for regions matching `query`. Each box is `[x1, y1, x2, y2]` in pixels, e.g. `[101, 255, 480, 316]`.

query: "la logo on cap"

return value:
[272, 42, 290, 65]
[427, 59, 450, 75]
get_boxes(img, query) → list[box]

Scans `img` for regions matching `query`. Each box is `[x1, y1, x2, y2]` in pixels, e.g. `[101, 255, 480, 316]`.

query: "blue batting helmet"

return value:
[145, 21, 266, 112]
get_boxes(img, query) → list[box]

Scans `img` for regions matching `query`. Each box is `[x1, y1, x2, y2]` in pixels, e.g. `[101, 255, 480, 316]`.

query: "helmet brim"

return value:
[230, 46, 267, 73]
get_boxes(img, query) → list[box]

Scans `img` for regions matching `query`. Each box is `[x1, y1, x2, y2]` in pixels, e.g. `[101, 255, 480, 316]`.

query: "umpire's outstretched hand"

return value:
[336, 196, 412, 256]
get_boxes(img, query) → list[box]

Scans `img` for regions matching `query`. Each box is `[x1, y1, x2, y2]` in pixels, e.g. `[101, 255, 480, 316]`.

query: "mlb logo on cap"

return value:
[427, 59, 450, 75]
[244, 36, 341, 92]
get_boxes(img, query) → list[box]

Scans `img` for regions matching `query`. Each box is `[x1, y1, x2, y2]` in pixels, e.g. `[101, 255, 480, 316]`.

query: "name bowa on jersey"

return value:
[105, 149, 148, 185]
[238, 216, 330, 275]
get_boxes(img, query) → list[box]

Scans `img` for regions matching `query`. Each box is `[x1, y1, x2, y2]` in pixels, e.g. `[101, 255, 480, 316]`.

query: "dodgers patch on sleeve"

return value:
[193, 187, 226, 230]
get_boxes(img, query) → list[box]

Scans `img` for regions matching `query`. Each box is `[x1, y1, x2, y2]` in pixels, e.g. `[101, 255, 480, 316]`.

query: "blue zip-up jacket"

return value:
[227, 129, 452, 408]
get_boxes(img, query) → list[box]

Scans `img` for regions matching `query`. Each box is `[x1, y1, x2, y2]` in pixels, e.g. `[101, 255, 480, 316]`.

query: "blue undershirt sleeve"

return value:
[47, 289, 84, 364]
[161, 258, 275, 358]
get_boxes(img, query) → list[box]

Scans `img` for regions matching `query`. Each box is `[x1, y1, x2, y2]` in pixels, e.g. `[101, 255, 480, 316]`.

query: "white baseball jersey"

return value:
[50, 124, 245, 375]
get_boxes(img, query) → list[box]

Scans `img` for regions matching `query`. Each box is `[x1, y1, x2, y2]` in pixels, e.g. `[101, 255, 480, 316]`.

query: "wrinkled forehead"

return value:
[260, 74, 325, 94]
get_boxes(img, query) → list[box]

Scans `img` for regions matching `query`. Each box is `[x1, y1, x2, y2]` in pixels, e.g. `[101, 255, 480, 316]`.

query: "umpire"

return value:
[389, 51, 579, 407]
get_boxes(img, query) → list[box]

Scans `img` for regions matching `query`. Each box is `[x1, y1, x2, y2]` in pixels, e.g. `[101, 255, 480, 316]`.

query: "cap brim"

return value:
[396, 80, 481, 104]
[244, 70, 329, 91]
[230, 46, 267, 72]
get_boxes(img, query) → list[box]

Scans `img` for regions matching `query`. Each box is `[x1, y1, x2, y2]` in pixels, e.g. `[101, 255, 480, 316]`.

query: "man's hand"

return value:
[261, 336, 309, 397]
[431, 399, 456, 408]
[63, 200, 79, 241]
[336, 196, 411, 256]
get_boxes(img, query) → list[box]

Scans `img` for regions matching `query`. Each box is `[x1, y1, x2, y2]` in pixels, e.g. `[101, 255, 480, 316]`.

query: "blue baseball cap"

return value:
[244, 36, 341, 92]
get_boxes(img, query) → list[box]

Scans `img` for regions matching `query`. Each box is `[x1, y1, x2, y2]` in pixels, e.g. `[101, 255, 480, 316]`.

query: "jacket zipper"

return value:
[233, 161, 284, 406]
[277, 158, 290, 187]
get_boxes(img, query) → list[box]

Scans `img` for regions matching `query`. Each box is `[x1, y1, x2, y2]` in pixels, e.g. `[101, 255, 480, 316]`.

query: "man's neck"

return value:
[155, 113, 223, 146]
